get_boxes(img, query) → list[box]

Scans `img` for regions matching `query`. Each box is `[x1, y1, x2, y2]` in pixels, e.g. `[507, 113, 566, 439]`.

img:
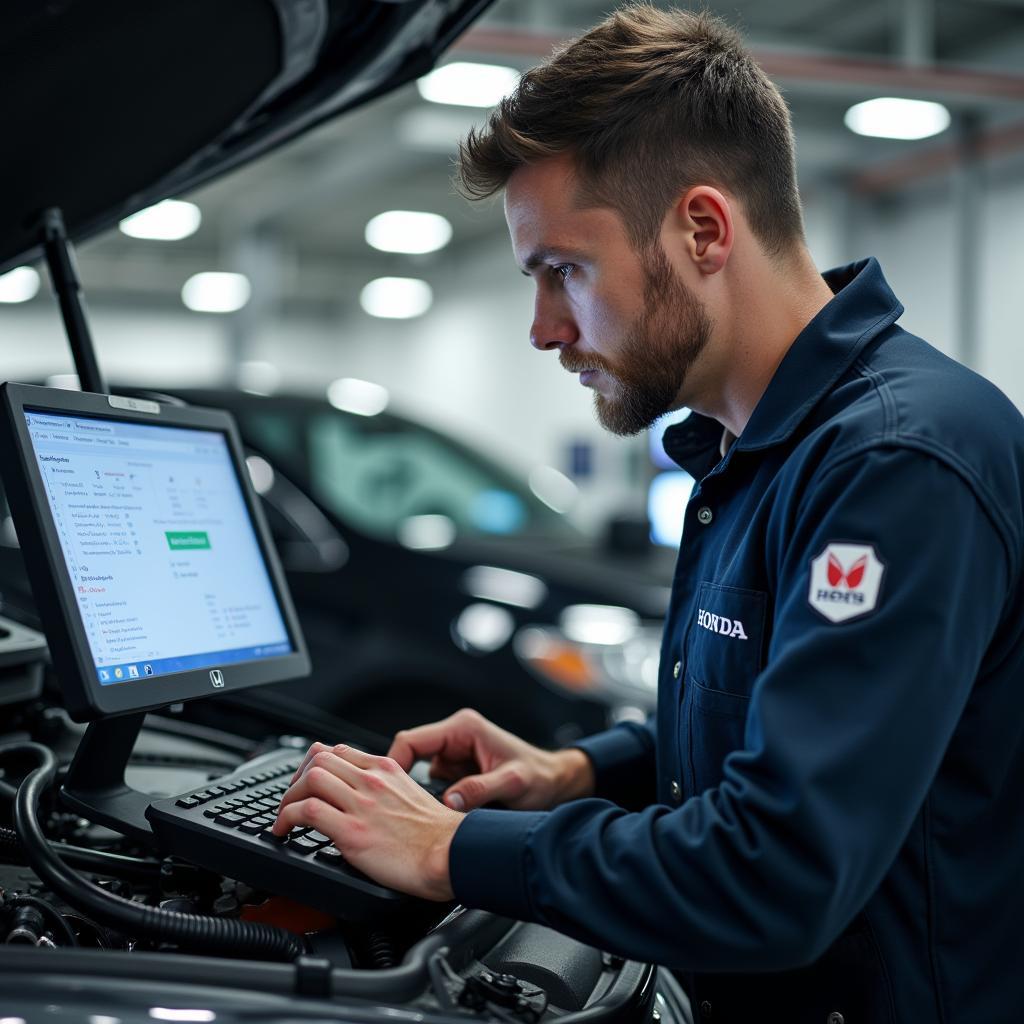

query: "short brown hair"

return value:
[457, 4, 804, 257]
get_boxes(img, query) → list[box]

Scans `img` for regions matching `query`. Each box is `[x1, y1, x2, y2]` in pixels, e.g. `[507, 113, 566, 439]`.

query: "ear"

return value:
[673, 186, 733, 274]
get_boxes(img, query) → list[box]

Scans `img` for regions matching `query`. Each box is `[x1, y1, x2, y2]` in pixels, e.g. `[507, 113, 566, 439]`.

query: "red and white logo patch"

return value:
[808, 543, 885, 623]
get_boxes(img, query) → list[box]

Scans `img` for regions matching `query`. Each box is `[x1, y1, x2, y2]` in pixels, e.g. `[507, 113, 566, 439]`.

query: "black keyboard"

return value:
[146, 746, 411, 921]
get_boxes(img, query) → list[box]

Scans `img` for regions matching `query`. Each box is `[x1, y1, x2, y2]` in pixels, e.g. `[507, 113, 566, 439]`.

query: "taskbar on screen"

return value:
[95, 641, 293, 685]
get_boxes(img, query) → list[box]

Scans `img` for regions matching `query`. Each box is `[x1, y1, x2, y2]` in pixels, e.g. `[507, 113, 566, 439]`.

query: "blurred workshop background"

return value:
[2, 0, 1022, 551]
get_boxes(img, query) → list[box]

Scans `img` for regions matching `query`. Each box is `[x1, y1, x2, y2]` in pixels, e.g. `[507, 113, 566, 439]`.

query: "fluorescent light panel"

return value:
[844, 97, 950, 140]
[360, 277, 432, 319]
[120, 200, 201, 240]
[327, 377, 389, 416]
[417, 62, 520, 107]
[181, 272, 250, 313]
[0, 266, 40, 303]
[366, 211, 452, 254]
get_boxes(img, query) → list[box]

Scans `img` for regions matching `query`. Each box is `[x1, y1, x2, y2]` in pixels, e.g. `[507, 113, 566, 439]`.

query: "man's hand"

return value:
[272, 743, 462, 901]
[387, 708, 595, 812]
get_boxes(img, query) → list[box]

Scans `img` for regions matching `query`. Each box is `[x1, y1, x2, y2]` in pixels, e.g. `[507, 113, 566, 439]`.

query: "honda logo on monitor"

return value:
[210, 669, 225, 688]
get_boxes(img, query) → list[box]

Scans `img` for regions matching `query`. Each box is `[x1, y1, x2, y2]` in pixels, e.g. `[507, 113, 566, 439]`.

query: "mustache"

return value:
[559, 352, 612, 374]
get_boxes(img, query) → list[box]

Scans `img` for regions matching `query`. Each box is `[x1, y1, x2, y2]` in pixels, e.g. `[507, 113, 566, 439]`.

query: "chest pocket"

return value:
[684, 582, 768, 794]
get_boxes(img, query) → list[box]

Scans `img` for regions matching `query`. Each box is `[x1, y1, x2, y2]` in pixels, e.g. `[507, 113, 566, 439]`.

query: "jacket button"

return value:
[827, 1015, 844, 1024]
[699, 1001, 712, 1018]
[672, 661, 681, 679]
[697, 506, 713, 525]
[670, 780, 682, 803]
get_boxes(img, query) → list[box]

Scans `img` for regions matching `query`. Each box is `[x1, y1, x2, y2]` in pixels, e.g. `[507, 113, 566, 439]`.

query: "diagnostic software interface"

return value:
[24, 410, 293, 685]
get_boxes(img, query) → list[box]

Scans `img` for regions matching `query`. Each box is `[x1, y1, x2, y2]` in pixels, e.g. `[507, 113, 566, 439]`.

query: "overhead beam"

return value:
[851, 116, 1024, 194]
[453, 27, 1024, 104]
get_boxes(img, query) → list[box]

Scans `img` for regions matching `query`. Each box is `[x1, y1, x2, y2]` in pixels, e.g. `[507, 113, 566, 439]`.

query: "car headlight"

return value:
[514, 615, 662, 710]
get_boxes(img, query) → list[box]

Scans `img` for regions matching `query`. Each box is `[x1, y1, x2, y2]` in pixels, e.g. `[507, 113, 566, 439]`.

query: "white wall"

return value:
[0, 306, 229, 384]
[852, 170, 1024, 410]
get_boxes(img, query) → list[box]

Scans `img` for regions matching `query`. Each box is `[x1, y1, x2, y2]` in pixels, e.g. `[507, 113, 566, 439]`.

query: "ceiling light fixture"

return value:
[360, 277, 432, 319]
[844, 97, 951, 140]
[326, 377, 389, 416]
[0, 266, 40, 303]
[181, 272, 251, 313]
[365, 210, 453, 255]
[417, 61, 520, 108]
[120, 199, 202, 240]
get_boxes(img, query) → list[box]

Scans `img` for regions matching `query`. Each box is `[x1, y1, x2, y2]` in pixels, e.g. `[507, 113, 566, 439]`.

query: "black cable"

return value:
[5, 741, 304, 961]
[0, 826, 161, 882]
[6, 894, 78, 947]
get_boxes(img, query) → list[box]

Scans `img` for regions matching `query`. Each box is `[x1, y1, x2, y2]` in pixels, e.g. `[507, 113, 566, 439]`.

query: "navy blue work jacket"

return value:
[450, 258, 1024, 1023]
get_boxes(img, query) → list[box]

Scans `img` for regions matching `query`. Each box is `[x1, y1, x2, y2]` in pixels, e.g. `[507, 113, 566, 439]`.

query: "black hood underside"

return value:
[0, 0, 493, 275]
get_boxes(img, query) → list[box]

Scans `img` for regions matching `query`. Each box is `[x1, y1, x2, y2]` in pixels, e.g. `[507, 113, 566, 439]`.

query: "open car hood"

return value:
[0, 0, 494, 276]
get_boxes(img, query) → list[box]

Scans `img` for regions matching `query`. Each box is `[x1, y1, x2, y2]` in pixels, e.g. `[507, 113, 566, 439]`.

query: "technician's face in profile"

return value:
[505, 154, 710, 436]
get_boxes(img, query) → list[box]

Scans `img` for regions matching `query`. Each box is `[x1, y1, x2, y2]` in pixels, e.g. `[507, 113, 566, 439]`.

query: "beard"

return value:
[561, 246, 713, 436]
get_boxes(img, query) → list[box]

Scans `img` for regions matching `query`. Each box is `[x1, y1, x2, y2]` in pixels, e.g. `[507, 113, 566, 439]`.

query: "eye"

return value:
[551, 264, 575, 283]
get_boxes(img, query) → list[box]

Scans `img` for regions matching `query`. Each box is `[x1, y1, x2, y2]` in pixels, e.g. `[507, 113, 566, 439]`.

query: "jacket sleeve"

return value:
[570, 717, 657, 809]
[448, 448, 1012, 971]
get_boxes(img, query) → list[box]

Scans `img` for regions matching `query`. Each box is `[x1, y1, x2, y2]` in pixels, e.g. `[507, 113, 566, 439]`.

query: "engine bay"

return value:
[0, 623, 667, 1023]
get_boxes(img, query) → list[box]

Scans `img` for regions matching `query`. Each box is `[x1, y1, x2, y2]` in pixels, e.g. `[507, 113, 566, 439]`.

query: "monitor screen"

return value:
[24, 409, 293, 687]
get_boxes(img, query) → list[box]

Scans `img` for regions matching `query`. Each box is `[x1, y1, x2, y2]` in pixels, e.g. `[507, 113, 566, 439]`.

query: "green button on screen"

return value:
[165, 531, 211, 550]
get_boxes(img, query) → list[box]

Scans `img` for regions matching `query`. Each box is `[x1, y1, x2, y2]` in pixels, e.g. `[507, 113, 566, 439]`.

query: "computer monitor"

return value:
[0, 382, 309, 722]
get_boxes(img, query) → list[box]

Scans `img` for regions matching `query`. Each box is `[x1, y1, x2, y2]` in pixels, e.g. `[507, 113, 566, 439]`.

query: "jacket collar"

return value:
[663, 257, 903, 473]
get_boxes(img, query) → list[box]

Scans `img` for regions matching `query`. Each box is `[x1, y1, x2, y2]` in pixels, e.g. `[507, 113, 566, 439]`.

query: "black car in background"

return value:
[0, 385, 672, 745]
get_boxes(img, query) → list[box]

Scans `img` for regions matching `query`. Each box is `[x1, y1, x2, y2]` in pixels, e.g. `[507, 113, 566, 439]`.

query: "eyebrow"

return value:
[519, 246, 586, 276]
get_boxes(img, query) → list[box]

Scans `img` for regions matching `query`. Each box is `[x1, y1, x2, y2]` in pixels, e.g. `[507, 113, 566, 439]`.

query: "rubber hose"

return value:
[366, 930, 398, 969]
[0, 825, 161, 882]
[6, 742, 303, 961]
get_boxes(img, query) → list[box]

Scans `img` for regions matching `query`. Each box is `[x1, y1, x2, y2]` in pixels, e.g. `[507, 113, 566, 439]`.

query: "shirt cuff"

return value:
[572, 723, 653, 806]
[449, 807, 547, 920]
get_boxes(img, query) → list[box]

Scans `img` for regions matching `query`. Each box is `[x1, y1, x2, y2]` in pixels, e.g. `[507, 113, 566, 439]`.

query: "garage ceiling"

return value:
[53, 0, 1024, 319]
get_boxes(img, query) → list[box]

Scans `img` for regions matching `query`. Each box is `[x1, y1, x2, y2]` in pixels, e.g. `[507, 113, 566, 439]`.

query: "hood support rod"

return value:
[39, 207, 107, 396]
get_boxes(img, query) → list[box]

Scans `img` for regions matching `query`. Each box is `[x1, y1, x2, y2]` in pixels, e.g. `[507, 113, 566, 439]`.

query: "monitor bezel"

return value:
[0, 382, 310, 722]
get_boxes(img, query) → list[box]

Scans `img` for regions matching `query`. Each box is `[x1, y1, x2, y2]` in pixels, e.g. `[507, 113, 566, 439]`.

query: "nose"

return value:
[530, 289, 579, 352]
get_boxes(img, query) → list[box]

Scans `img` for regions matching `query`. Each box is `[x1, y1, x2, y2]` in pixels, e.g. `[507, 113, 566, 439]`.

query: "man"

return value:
[274, 5, 1024, 1020]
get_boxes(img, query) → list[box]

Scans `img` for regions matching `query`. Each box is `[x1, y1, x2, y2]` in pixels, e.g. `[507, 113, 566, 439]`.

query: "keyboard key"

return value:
[214, 811, 247, 826]
[239, 819, 268, 834]
[306, 831, 332, 844]
[192, 790, 214, 802]
[175, 796, 200, 809]
[315, 846, 345, 864]
[206, 786, 228, 798]
[289, 835, 323, 852]
[260, 830, 289, 844]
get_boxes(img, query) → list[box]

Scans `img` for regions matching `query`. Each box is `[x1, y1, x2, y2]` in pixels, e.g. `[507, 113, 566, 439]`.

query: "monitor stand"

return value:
[61, 712, 156, 842]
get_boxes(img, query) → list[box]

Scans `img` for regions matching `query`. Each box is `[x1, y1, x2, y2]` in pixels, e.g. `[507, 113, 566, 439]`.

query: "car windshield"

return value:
[236, 399, 580, 544]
